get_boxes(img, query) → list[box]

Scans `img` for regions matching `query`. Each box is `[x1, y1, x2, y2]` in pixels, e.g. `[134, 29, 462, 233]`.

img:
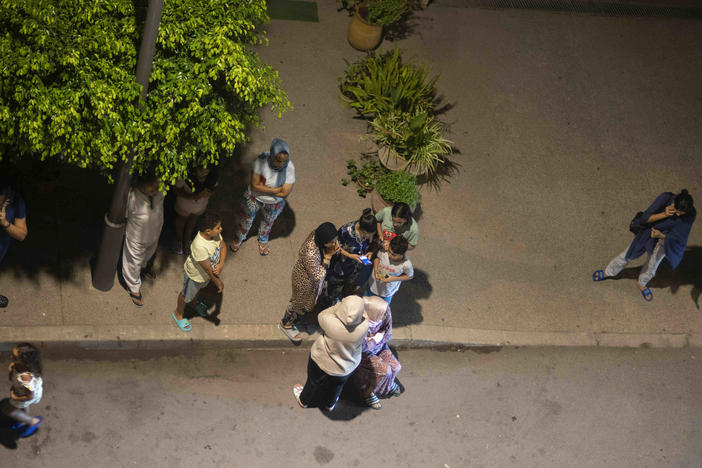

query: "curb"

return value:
[0, 324, 700, 350]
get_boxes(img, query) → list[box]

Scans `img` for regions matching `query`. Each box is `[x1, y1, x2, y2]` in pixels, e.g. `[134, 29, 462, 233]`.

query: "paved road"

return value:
[1, 346, 700, 467]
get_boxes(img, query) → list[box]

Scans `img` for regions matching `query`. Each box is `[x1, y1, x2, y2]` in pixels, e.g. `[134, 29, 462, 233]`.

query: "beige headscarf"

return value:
[363, 296, 388, 324]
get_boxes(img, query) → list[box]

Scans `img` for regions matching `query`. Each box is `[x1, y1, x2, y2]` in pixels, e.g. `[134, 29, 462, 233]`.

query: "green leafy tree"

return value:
[0, 0, 290, 185]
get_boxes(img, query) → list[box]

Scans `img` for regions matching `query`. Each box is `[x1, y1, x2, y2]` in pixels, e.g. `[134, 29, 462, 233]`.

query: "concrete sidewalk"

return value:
[1, 2, 701, 349]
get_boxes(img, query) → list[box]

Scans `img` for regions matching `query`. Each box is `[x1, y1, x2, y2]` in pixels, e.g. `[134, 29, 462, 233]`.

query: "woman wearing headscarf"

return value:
[279, 222, 340, 343]
[351, 296, 402, 410]
[593, 190, 696, 302]
[230, 138, 295, 256]
[293, 295, 369, 411]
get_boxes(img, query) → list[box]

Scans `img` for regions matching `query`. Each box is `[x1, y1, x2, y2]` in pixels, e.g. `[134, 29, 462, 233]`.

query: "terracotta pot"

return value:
[347, 5, 382, 51]
[377, 145, 422, 176]
[370, 189, 391, 214]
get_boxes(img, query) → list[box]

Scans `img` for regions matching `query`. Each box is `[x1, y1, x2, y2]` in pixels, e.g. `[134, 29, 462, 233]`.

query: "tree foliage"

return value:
[0, 0, 290, 185]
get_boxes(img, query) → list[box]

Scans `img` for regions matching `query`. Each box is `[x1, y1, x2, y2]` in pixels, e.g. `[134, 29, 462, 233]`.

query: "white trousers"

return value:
[604, 241, 665, 287]
[122, 238, 159, 294]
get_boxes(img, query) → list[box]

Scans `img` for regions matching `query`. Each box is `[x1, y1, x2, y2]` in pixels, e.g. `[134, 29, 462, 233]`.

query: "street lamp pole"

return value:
[91, 0, 164, 291]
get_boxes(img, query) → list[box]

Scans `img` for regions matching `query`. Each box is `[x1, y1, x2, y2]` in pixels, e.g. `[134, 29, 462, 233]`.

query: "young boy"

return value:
[172, 211, 227, 332]
[367, 236, 413, 304]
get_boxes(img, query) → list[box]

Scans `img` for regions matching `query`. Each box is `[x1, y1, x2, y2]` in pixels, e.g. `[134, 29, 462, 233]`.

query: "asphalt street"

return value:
[1, 346, 700, 467]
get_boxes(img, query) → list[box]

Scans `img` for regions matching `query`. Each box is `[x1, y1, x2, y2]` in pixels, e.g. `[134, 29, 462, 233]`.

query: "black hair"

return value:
[14, 342, 42, 377]
[134, 171, 159, 187]
[391, 202, 412, 224]
[341, 280, 363, 299]
[314, 222, 338, 262]
[0, 176, 14, 204]
[674, 189, 694, 213]
[389, 236, 409, 255]
[200, 211, 222, 231]
[358, 208, 376, 234]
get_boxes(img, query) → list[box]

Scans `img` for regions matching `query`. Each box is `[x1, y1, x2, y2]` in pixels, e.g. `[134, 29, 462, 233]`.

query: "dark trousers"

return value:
[300, 356, 350, 409]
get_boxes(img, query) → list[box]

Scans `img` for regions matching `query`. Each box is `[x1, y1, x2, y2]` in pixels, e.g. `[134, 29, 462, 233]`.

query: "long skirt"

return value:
[352, 349, 401, 397]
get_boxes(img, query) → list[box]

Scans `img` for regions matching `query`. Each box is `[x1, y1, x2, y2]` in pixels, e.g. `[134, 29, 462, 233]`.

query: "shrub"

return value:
[375, 170, 420, 208]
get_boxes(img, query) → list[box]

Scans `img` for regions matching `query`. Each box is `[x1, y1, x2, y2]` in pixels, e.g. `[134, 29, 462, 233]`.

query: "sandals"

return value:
[389, 381, 402, 397]
[641, 287, 653, 302]
[19, 416, 42, 438]
[258, 241, 270, 256]
[229, 241, 241, 253]
[173, 241, 184, 255]
[172, 312, 192, 332]
[592, 270, 606, 282]
[278, 323, 302, 343]
[129, 292, 144, 307]
[293, 384, 307, 408]
[364, 393, 382, 410]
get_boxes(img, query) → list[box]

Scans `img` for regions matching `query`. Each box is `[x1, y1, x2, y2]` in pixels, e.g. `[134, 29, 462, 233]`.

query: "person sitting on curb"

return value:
[0, 178, 28, 309]
[172, 211, 227, 332]
[593, 189, 695, 301]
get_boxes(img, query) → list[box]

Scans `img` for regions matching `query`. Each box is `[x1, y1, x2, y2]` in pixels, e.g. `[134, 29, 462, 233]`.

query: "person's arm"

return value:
[646, 205, 677, 224]
[376, 221, 383, 241]
[10, 389, 34, 402]
[373, 257, 382, 280]
[197, 259, 223, 292]
[277, 183, 294, 198]
[213, 239, 227, 276]
[382, 274, 412, 283]
[650, 228, 666, 240]
[250, 172, 282, 195]
[2, 216, 27, 241]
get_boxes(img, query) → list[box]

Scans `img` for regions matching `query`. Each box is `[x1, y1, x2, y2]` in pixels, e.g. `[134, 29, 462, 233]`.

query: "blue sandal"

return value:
[172, 312, 192, 332]
[641, 288, 653, 302]
[592, 270, 606, 282]
[19, 416, 42, 438]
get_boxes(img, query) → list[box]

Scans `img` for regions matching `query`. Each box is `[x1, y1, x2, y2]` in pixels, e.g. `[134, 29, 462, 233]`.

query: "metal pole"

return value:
[91, 0, 164, 291]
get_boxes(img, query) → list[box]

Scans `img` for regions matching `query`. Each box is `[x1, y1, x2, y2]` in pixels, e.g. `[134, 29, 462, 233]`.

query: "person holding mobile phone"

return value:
[323, 209, 377, 306]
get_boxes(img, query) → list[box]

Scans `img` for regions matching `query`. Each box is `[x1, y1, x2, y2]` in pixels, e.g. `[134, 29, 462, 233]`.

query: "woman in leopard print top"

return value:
[279, 222, 340, 342]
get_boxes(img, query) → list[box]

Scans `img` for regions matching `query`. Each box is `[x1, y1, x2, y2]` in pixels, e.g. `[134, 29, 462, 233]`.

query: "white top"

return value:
[125, 187, 164, 245]
[369, 250, 414, 298]
[9, 369, 43, 409]
[174, 179, 214, 215]
[250, 157, 295, 204]
[184, 232, 222, 283]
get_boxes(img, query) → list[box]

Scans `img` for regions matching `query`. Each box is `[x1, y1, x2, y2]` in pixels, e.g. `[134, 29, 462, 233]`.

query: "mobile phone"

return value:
[359, 255, 372, 265]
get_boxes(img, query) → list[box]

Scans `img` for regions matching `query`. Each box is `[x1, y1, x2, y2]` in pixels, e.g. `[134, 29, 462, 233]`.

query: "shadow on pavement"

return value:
[612, 245, 702, 308]
[390, 268, 431, 326]
[0, 399, 20, 450]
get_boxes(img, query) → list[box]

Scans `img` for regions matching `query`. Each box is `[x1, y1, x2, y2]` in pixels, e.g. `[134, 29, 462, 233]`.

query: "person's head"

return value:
[269, 138, 290, 170]
[363, 296, 388, 323]
[334, 295, 365, 328]
[200, 211, 222, 237]
[194, 166, 211, 180]
[135, 172, 160, 197]
[341, 280, 363, 299]
[0, 176, 13, 205]
[388, 236, 408, 261]
[314, 222, 338, 253]
[391, 203, 412, 229]
[12, 342, 42, 376]
[674, 189, 694, 215]
[357, 208, 376, 236]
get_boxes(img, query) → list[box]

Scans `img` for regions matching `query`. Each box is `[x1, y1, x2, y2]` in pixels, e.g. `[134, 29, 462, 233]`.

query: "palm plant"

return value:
[370, 109, 453, 176]
[339, 48, 438, 119]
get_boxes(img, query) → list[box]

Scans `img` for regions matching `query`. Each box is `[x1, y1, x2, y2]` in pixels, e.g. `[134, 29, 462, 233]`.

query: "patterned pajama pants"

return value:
[238, 191, 285, 243]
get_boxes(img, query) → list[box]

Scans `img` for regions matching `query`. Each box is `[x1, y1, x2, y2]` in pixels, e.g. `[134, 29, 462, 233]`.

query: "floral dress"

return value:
[351, 307, 401, 397]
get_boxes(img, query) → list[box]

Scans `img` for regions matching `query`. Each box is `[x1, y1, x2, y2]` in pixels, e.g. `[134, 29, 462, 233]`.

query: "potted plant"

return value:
[344, 0, 411, 51]
[370, 108, 453, 177]
[341, 154, 387, 197]
[371, 169, 420, 213]
[339, 48, 438, 119]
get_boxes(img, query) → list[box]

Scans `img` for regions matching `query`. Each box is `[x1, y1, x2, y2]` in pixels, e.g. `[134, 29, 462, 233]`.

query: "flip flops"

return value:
[592, 270, 606, 282]
[19, 416, 42, 438]
[258, 241, 270, 256]
[278, 323, 302, 343]
[172, 312, 192, 332]
[389, 381, 402, 397]
[129, 292, 144, 307]
[641, 287, 653, 302]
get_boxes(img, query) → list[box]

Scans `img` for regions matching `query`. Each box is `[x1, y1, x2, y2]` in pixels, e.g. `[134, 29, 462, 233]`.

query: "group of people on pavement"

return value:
[0, 136, 698, 428]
